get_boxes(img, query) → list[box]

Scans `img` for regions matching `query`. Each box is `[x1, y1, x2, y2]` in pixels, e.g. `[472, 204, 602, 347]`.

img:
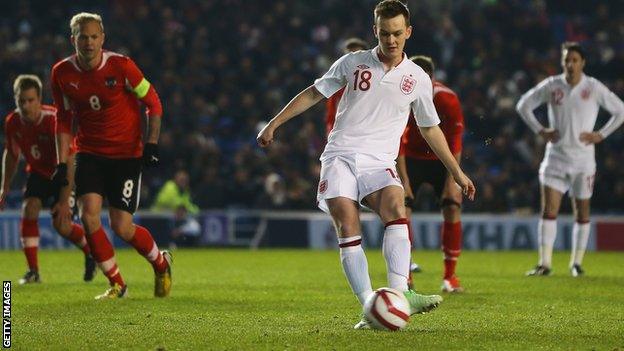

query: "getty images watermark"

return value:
[2, 281, 10, 348]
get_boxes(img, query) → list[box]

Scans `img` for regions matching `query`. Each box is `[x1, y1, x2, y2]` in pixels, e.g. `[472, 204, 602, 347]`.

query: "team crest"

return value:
[318, 179, 328, 194]
[400, 75, 416, 95]
[105, 76, 117, 89]
[581, 89, 591, 100]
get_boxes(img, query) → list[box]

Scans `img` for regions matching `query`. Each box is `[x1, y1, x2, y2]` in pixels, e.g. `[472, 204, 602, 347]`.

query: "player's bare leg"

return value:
[570, 198, 591, 277]
[527, 185, 563, 276]
[19, 198, 42, 284]
[80, 194, 127, 298]
[109, 208, 172, 297]
[327, 197, 372, 329]
[365, 186, 442, 315]
[440, 175, 464, 292]
[52, 202, 96, 282]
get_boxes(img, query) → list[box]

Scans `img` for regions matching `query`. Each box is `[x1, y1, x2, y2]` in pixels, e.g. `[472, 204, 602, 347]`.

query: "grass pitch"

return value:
[2, 248, 623, 350]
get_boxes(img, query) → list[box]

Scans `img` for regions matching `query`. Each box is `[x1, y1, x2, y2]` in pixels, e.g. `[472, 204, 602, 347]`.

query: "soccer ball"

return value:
[363, 287, 410, 331]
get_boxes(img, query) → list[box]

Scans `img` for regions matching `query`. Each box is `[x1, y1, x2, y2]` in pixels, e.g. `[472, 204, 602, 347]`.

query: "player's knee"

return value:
[333, 220, 360, 236]
[80, 213, 100, 232]
[22, 200, 40, 219]
[383, 199, 405, 222]
[52, 219, 70, 237]
[110, 220, 133, 239]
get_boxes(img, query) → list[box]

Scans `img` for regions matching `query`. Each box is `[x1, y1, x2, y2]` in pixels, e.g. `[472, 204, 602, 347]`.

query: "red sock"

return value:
[21, 219, 39, 271]
[67, 224, 90, 255]
[442, 221, 462, 279]
[87, 227, 124, 287]
[129, 225, 167, 273]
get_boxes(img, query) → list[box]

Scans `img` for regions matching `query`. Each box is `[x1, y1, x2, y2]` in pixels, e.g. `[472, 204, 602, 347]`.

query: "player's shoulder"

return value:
[583, 75, 606, 89]
[4, 109, 19, 126]
[41, 105, 58, 116]
[433, 80, 457, 98]
[52, 55, 79, 74]
[102, 50, 132, 64]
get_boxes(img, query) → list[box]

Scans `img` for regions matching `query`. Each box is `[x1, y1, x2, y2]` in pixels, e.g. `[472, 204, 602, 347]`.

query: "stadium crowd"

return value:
[1, 0, 623, 213]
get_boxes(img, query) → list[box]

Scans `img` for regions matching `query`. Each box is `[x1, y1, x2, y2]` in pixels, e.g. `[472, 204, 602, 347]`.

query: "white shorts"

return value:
[539, 168, 595, 200]
[316, 154, 403, 213]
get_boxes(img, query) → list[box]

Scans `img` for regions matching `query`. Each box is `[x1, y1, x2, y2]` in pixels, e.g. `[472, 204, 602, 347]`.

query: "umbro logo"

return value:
[357, 64, 370, 69]
[69, 82, 79, 89]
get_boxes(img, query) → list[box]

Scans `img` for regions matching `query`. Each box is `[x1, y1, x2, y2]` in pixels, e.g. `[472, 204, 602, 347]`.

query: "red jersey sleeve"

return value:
[124, 58, 163, 117]
[51, 66, 73, 135]
[4, 115, 20, 158]
[435, 92, 464, 155]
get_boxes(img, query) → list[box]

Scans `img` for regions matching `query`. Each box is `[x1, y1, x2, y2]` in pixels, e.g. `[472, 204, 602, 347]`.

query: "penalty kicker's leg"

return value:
[109, 208, 172, 298]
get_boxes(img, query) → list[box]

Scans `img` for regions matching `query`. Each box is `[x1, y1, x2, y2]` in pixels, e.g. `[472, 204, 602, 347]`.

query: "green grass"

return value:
[2, 249, 624, 350]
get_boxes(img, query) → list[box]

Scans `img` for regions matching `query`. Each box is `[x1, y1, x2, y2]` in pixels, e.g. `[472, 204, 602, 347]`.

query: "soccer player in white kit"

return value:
[516, 42, 624, 277]
[257, 0, 475, 329]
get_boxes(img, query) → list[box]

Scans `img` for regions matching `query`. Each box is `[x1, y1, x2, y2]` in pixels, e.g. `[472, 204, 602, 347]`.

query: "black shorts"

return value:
[75, 152, 142, 214]
[405, 158, 447, 209]
[24, 172, 78, 217]
[24, 172, 61, 206]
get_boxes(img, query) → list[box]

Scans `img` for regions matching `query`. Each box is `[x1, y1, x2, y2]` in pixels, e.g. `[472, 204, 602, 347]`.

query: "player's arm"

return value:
[0, 147, 19, 210]
[581, 81, 624, 145]
[124, 57, 163, 166]
[419, 125, 474, 200]
[258, 53, 350, 147]
[516, 78, 558, 142]
[51, 69, 72, 186]
[257, 85, 325, 147]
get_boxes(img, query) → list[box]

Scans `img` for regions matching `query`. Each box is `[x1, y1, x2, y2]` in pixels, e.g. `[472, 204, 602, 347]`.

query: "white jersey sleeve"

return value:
[594, 80, 624, 138]
[410, 73, 440, 127]
[314, 53, 350, 98]
[516, 77, 551, 134]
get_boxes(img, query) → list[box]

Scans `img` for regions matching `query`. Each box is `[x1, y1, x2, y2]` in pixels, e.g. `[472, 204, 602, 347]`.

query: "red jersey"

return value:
[51, 51, 161, 158]
[325, 87, 345, 136]
[400, 81, 464, 160]
[4, 105, 60, 179]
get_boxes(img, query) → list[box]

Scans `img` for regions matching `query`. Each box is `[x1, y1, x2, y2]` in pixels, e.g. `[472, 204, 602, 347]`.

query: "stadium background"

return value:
[1, 0, 623, 248]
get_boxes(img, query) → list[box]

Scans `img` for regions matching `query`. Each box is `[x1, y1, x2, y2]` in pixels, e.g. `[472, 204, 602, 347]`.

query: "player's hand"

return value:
[51, 163, 69, 187]
[142, 143, 160, 168]
[257, 123, 275, 147]
[539, 128, 560, 143]
[403, 183, 414, 200]
[51, 201, 71, 225]
[452, 171, 476, 201]
[579, 132, 603, 145]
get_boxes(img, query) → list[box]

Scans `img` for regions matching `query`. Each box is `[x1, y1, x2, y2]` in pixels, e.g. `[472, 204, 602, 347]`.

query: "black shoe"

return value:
[570, 264, 584, 277]
[526, 265, 551, 276]
[84, 255, 97, 282]
[19, 270, 40, 285]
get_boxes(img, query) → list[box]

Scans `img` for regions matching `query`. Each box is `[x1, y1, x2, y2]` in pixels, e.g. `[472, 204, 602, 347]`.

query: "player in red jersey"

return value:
[51, 13, 171, 299]
[1, 74, 96, 284]
[324, 38, 369, 136]
[396, 56, 465, 293]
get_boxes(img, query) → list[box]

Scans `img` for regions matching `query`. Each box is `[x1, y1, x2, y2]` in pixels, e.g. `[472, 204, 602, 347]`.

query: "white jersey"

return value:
[314, 46, 440, 163]
[516, 74, 624, 173]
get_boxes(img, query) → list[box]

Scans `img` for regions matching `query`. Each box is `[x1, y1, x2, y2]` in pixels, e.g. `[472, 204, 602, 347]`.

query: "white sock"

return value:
[338, 236, 372, 305]
[382, 221, 410, 292]
[538, 218, 557, 268]
[570, 222, 590, 266]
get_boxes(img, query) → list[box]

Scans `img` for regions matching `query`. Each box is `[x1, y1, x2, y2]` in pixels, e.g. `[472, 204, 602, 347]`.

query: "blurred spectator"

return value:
[152, 170, 199, 214]
[169, 205, 201, 249]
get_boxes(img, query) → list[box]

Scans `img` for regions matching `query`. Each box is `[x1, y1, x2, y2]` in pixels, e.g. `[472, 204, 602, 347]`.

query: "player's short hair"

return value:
[410, 55, 435, 77]
[561, 41, 585, 60]
[374, 0, 410, 27]
[70, 12, 104, 36]
[13, 74, 42, 98]
[344, 37, 368, 52]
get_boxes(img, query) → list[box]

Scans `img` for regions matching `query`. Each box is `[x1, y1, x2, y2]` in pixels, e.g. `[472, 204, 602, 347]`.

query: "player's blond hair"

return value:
[70, 12, 104, 36]
[13, 74, 42, 98]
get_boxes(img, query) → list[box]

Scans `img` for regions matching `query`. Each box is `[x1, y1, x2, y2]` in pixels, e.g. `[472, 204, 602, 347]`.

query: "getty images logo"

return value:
[2, 281, 10, 348]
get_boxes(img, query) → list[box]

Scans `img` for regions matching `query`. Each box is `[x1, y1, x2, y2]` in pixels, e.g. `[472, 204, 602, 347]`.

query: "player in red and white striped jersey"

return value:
[1, 74, 95, 284]
[51, 12, 171, 299]
[397, 55, 465, 293]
